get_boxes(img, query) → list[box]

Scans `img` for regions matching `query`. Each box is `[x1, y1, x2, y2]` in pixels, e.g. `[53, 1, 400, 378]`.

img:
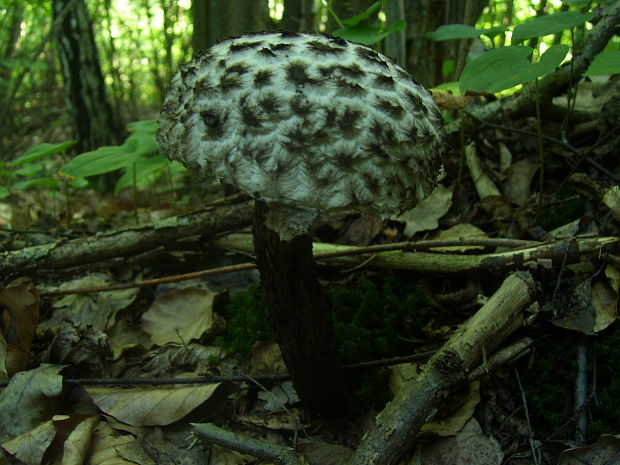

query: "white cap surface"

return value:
[158, 31, 444, 239]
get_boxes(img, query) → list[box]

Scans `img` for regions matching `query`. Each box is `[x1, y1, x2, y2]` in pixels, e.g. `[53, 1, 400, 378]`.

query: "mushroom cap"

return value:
[158, 31, 444, 240]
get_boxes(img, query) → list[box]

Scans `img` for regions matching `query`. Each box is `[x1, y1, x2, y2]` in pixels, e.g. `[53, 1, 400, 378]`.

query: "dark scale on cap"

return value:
[318, 65, 337, 77]
[338, 107, 362, 132]
[274, 158, 293, 176]
[239, 102, 261, 128]
[286, 62, 318, 86]
[253, 69, 273, 88]
[365, 142, 390, 161]
[337, 64, 366, 78]
[333, 149, 356, 170]
[226, 63, 249, 75]
[220, 74, 242, 93]
[381, 126, 398, 145]
[290, 94, 314, 116]
[363, 173, 382, 194]
[307, 40, 346, 55]
[271, 43, 293, 52]
[356, 47, 389, 69]
[334, 78, 366, 96]
[327, 35, 348, 47]
[374, 97, 404, 118]
[404, 90, 423, 111]
[229, 41, 264, 53]
[257, 47, 277, 58]
[324, 108, 338, 128]
[373, 74, 395, 89]
[405, 124, 421, 143]
[200, 110, 226, 138]
[258, 93, 281, 114]
[315, 174, 332, 189]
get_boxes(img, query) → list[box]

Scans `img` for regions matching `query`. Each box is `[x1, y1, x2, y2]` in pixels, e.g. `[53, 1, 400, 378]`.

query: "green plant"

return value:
[324, 0, 405, 45]
[0, 140, 83, 199]
[60, 119, 187, 195]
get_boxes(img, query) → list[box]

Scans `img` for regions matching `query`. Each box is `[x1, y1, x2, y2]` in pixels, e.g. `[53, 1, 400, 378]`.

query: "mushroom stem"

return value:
[253, 200, 348, 418]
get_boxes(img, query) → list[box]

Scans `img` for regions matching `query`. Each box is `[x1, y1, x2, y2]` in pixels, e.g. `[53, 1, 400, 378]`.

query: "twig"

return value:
[192, 422, 302, 465]
[514, 367, 542, 465]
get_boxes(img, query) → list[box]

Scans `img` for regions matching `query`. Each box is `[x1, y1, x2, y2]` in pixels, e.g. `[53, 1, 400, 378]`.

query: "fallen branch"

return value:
[0, 199, 253, 277]
[213, 233, 619, 274]
[192, 423, 302, 465]
[347, 271, 537, 465]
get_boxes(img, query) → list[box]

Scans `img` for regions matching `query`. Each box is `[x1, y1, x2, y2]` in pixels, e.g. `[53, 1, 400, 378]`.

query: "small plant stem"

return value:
[132, 162, 139, 225]
[325, 0, 344, 28]
[534, 78, 544, 206]
[575, 335, 588, 442]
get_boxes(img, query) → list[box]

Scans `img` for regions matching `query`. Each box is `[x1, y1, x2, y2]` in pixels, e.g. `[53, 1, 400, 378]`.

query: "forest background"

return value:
[1, 1, 620, 464]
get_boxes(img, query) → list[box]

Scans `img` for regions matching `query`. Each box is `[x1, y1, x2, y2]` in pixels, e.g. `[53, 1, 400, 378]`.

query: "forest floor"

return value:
[1, 75, 620, 465]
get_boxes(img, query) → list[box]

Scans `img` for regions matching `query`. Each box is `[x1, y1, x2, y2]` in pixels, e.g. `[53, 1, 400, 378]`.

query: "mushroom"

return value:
[157, 31, 444, 418]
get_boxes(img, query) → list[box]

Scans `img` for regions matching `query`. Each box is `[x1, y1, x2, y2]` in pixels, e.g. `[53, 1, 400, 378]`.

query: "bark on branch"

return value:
[0, 200, 253, 278]
[346, 272, 538, 465]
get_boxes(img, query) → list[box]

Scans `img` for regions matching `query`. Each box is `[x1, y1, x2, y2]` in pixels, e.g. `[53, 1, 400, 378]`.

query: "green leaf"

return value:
[333, 19, 405, 45]
[460, 44, 568, 93]
[584, 50, 620, 76]
[0, 187, 10, 199]
[10, 141, 76, 167]
[341, 0, 385, 27]
[426, 24, 505, 41]
[14, 163, 45, 177]
[114, 155, 170, 194]
[127, 119, 158, 133]
[12, 177, 62, 190]
[60, 129, 159, 179]
[511, 11, 593, 44]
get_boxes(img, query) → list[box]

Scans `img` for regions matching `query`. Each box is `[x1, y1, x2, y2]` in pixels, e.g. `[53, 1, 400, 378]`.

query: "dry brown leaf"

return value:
[50, 415, 100, 465]
[410, 418, 503, 465]
[1, 415, 67, 465]
[503, 159, 539, 207]
[250, 341, 287, 375]
[141, 287, 218, 346]
[0, 364, 64, 444]
[559, 434, 620, 465]
[86, 421, 155, 465]
[298, 439, 353, 465]
[397, 184, 452, 237]
[0, 278, 39, 375]
[85, 381, 234, 426]
[43, 273, 138, 332]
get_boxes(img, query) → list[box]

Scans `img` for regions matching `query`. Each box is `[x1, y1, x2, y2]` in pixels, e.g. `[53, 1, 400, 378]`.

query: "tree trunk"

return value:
[253, 201, 348, 418]
[191, 0, 269, 53]
[280, 0, 306, 32]
[52, 0, 122, 153]
[384, 0, 406, 65]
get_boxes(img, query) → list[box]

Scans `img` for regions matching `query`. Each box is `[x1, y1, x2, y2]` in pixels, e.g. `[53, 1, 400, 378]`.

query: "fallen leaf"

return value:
[1, 415, 67, 465]
[86, 421, 155, 465]
[0, 278, 39, 375]
[86, 381, 234, 426]
[429, 224, 488, 252]
[141, 287, 218, 345]
[298, 439, 353, 465]
[0, 364, 64, 443]
[503, 159, 539, 206]
[559, 434, 620, 465]
[397, 184, 452, 237]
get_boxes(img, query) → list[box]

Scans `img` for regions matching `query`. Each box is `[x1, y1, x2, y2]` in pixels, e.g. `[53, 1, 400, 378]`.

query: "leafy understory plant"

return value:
[427, 7, 619, 202]
[0, 140, 80, 200]
[60, 119, 187, 196]
[324, 0, 405, 45]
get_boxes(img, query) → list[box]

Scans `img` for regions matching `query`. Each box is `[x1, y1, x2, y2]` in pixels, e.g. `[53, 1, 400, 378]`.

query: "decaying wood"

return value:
[212, 233, 619, 274]
[0, 200, 253, 278]
[346, 272, 537, 465]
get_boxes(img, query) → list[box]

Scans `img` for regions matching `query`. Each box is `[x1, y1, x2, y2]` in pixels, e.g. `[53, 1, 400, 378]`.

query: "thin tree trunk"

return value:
[384, 0, 406, 65]
[52, 0, 122, 153]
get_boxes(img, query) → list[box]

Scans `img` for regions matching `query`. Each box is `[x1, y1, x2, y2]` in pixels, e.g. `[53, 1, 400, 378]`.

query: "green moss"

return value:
[214, 285, 274, 356]
[215, 273, 431, 414]
[538, 194, 586, 231]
